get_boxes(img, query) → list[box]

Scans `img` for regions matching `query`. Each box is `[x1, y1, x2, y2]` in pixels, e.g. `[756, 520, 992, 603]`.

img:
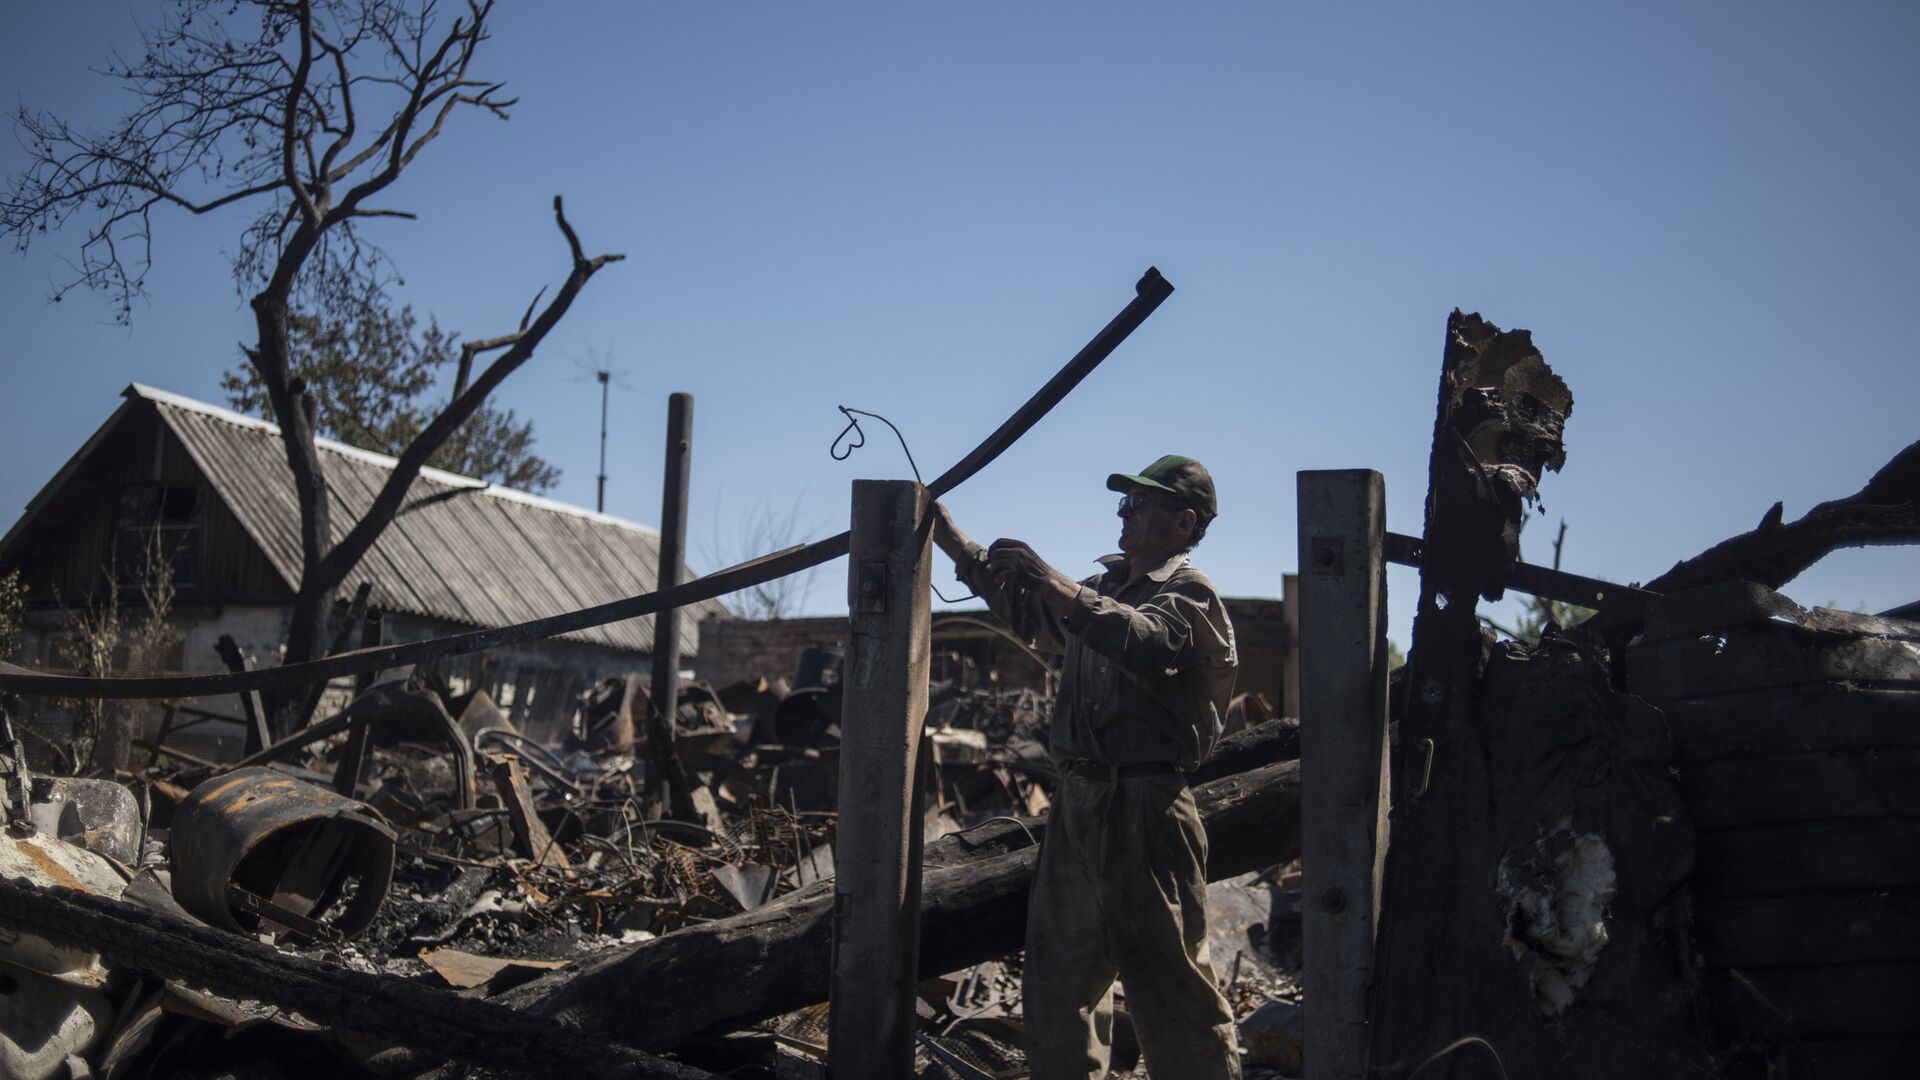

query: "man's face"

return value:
[1116, 488, 1194, 560]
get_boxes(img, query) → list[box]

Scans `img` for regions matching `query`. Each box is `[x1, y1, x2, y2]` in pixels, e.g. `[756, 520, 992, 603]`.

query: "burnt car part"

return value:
[170, 768, 397, 942]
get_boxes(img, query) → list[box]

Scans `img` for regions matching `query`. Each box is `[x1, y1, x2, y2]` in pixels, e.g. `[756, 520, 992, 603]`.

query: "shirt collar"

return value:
[1096, 551, 1190, 585]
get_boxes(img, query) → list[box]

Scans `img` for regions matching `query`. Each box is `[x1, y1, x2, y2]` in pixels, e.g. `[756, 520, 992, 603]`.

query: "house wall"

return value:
[4, 397, 664, 757]
[5, 405, 287, 611]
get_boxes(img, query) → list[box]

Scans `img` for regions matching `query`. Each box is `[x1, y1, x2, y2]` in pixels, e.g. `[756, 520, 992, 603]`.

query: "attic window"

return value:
[114, 484, 201, 589]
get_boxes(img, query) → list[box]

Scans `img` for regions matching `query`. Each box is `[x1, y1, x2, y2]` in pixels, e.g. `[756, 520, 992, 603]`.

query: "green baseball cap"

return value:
[1106, 454, 1218, 521]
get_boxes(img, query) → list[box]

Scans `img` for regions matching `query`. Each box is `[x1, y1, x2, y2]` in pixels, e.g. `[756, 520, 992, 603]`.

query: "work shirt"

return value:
[954, 544, 1237, 772]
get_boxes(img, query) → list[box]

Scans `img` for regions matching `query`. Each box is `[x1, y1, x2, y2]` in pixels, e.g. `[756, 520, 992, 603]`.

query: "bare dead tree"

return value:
[2, 0, 623, 734]
[703, 495, 823, 620]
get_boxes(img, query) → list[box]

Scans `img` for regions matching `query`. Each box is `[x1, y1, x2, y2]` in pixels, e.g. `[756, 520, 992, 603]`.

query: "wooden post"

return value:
[648, 392, 700, 823]
[335, 607, 383, 796]
[1297, 469, 1391, 1080]
[828, 479, 932, 1080]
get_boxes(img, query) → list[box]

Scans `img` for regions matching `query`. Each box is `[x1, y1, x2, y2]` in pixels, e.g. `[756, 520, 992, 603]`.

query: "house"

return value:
[0, 384, 730, 755]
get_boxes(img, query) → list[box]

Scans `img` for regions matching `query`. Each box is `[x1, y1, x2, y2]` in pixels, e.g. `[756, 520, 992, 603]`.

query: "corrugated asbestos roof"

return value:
[136, 385, 727, 655]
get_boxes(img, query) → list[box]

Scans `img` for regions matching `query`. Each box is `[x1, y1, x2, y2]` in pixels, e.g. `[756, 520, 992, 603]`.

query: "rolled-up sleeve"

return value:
[1062, 579, 1235, 677]
[953, 541, 1071, 656]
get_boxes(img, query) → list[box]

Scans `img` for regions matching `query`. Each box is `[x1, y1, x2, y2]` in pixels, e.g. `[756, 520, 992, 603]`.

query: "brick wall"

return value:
[699, 590, 1299, 710]
[696, 614, 848, 689]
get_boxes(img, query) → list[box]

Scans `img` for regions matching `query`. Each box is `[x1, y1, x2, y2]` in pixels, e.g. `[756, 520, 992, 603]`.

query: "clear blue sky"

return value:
[3, 1, 1915, 647]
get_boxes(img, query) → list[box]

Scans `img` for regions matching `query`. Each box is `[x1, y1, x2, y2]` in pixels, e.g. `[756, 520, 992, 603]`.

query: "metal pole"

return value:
[596, 370, 610, 513]
[648, 392, 698, 822]
[1297, 469, 1391, 1080]
[828, 479, 932, 1080]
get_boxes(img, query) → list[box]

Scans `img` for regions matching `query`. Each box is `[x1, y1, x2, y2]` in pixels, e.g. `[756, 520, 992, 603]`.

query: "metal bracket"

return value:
[227, 883, 345, 946]
[1308, 535, 1346, 577]
[856, 559, 889, 614]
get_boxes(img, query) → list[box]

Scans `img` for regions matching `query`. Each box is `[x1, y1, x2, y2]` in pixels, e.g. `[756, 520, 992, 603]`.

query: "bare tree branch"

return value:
[6, 1, 616, 735]
[315, 194, 623, 595]
[280, 0, 324, 228]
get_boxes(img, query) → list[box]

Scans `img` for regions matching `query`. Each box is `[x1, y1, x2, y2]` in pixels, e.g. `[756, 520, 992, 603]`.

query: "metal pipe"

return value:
[0, 269, 1173, 702]
[596, 369, 610, 512]
[649, 392, 698, 822]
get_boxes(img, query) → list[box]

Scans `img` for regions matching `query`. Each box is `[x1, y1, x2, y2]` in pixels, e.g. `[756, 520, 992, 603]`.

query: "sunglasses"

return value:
[1117, 492, 1179, 515]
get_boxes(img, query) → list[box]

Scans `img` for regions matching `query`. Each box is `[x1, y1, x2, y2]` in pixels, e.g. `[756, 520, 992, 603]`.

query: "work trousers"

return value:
[1023, 769, 1241, 1080]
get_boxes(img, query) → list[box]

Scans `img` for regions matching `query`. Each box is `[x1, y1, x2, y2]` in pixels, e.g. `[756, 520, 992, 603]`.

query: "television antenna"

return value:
[572, 346, 636, 513]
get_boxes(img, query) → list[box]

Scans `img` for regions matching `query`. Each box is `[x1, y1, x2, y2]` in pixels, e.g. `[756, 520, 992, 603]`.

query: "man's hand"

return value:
[987, 539, 1080, 613]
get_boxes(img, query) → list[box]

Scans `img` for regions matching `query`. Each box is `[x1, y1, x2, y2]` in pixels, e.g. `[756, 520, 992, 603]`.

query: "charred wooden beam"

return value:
[1368, 311, 1573, 1069]
[0, 876, 716, 1080]
[213, 633, 272, 756]
[1647, 437, 1920, 596]
[1388, 311, 1571, 807]
[491, 755, 571, 870]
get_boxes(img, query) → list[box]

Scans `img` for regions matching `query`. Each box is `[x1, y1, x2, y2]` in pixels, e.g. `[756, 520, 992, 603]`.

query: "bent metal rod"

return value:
[0, 268, 1174, 701]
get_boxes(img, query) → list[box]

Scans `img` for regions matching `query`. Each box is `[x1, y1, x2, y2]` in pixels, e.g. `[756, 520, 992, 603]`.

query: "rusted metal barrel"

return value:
[170, 768, 397, 942]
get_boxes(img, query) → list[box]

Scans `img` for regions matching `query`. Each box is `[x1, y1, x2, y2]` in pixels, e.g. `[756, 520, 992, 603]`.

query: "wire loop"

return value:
[830, 405, 924, 486]
[830, 405, 975, 604]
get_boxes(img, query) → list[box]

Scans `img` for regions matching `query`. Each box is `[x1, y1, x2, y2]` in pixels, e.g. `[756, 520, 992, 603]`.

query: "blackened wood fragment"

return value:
[1646, 438, 1920, 597]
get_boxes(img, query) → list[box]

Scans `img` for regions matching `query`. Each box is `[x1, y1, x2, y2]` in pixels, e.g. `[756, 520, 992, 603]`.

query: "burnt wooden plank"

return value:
[1695, 890, 1920, 967]
[1676, 749, 1920, 828]
[491, 755, 571, 870]
[1694, 818, 1920, 899]
[1659, 684, 1920, 763]
[1629, 628, 1920, 700]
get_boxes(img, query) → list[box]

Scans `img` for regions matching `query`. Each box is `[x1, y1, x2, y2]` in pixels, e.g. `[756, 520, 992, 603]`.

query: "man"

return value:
[931, 454, 1241, 1080]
